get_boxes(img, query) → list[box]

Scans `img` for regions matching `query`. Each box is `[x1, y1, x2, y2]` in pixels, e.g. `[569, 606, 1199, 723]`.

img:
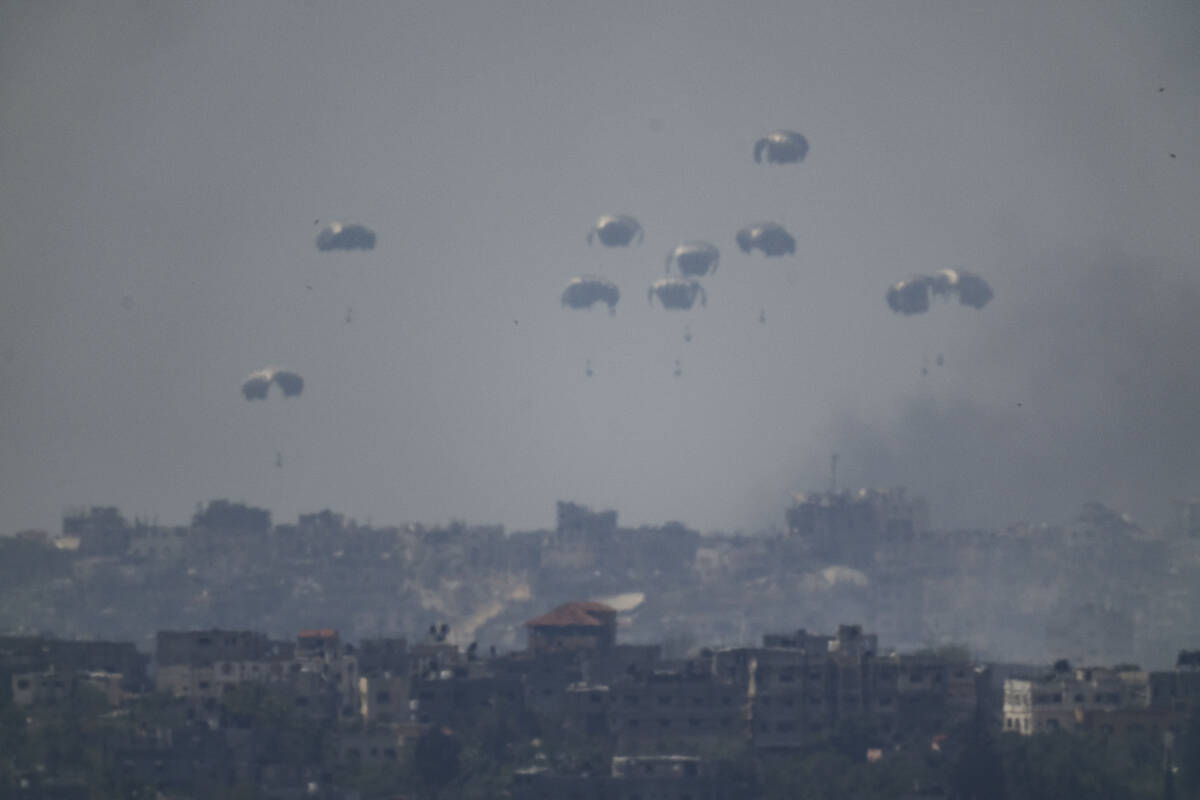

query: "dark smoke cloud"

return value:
[831, 253, 1200, 530]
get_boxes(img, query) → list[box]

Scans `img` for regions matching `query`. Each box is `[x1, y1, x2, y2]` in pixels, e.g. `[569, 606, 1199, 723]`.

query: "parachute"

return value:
[316, 222, 376, 251]
[886, 278, 933, 315]
[242, 368, 304, 400]
[666, 242, 720, 277]
[587, 215, 643, 247]
[937, 269, 994, 309]
[649, 277, 706, 310]
[886, 270, 993, 315]
[562, 276, 620, 312]
[753, 130, 809, 164]
[736, 222, 796, 257]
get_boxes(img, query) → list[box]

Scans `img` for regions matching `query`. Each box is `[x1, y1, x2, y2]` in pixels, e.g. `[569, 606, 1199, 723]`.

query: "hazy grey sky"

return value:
[2, 0, 1198, 534]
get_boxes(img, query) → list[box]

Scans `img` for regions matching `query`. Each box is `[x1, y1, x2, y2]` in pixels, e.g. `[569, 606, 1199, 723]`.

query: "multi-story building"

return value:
[1003, 667, 1130, 734]
[358, 671, 413, 725]
[11, 669, 126, 708]
[334, 723, 426, 765]
[786, 487, 928, 563]
[409, 665, 523, 726]
[293, 629, 360, 722]
[608, 668, 744, 753]
[154, 629, 294, 703]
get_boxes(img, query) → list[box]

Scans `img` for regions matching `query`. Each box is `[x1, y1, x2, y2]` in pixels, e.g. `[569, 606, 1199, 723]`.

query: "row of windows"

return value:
[622, 694, 737, 707]
[344, 746, 398, 760]
[620, 717, 736, 730]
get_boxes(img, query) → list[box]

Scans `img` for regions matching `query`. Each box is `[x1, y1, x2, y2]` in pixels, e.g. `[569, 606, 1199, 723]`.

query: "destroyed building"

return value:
[786, 487, 929, 564]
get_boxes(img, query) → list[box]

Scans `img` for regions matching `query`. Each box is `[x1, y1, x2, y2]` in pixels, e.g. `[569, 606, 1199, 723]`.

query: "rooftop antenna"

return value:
[830, 453, 839, 494]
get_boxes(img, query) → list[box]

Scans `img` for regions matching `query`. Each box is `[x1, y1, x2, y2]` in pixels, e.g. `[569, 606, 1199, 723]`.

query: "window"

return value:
[658, 695, 672, 706]
[15, 679, 29, 690]
[689, 718, 701, 728]
[658, 718, 670, 728]
[376, 691, 391, 704]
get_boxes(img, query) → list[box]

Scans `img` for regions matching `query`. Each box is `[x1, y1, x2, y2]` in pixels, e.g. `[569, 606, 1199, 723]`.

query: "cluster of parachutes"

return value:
[239, 220, 377, 407]
[558, 131, 814, 377]
[886, 269, 994, 316]
[245, 124, 994, 404]
[562, 131, 810, 324]
[241, 367, 304, 400]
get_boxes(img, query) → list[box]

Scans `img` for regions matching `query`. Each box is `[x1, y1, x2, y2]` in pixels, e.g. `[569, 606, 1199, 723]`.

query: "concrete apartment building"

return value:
[155, 629, 294, 702]
[1003, 666, 1132, 734]
[608, 667, 744, 752]
[11, 669, 126, 708]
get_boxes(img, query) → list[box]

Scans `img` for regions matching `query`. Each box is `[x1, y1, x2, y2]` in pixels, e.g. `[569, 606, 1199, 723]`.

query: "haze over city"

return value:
[2, 0, 1198, 535]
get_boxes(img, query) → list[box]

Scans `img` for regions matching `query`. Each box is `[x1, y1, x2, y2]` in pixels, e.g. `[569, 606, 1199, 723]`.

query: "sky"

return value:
[1, 0, 1198, 534]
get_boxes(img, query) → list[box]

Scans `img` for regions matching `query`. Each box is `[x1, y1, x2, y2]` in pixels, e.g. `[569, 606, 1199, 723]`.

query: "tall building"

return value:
[786, 487, 929, 564]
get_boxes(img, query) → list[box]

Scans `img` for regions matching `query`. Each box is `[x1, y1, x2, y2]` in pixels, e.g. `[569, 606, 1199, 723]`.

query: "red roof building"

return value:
[524, 602, 617, 653]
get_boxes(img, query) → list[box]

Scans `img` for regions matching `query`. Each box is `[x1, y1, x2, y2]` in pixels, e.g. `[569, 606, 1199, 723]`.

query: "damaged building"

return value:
[786, 487, 929, 564]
